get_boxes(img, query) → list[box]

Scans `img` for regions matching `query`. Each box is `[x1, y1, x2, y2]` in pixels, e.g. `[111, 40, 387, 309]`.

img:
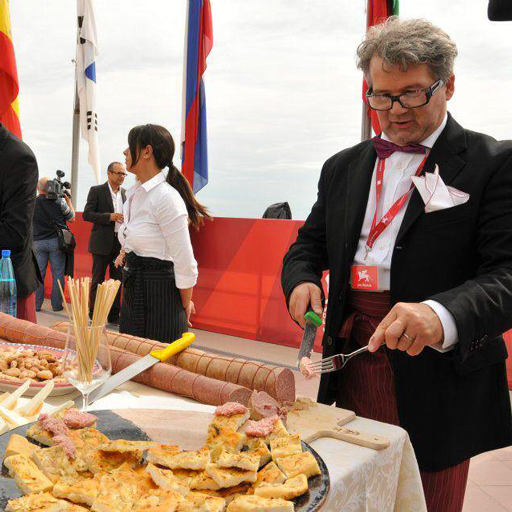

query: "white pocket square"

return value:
[411, 165, 469, 213]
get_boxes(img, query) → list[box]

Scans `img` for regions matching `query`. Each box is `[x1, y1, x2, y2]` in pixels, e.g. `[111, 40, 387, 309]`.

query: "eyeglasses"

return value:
[366, 79, 445, 111]
[110, 171, 127, 177]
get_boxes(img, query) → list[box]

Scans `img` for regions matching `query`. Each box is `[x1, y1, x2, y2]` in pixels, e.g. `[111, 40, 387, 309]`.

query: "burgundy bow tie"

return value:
[372, 136, 427, 160]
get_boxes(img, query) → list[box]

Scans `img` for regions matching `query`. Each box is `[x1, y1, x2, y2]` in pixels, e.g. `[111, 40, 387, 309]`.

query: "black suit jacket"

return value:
[282, 114, 512, 471]
[0, 123, 39, 298]
[83, 182, 126, 256]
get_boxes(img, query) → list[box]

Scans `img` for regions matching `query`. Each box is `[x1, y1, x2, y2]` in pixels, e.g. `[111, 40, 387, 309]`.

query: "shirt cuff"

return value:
[423, 300, 458, 352]
[174, 272, 198, 290]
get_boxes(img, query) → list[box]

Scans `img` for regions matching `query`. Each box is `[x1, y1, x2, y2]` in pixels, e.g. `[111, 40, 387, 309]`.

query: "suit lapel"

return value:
[104, 182, 114, 212]
[344, 142, 377, 263]
[396, 114, 467, 243]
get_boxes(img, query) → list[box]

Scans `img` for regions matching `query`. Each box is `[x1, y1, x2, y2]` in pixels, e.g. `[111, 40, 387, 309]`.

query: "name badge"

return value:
[351, 265, 379, 291]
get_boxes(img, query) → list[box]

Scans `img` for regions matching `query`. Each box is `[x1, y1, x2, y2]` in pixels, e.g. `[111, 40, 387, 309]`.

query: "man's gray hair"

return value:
[356, 17, 458, 86]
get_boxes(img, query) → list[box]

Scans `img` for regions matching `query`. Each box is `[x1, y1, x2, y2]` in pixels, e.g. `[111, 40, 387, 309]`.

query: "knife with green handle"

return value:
[296, 310, 323, 368]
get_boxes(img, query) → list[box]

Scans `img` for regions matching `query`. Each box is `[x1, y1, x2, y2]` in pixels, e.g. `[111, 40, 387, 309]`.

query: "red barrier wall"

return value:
[45, 215, 326, 352]
[44, 216, 512, 385]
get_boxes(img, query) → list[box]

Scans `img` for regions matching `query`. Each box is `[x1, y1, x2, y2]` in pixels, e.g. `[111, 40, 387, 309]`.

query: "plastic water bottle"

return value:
[0, 250, 17, 317]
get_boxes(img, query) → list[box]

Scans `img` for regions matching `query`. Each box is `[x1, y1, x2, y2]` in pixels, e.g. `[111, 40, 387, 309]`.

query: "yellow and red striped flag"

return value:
[0, 0, 21, 138]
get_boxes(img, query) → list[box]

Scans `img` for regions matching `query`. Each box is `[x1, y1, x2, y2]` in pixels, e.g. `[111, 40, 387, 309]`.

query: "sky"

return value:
[9, 0, 512, 220]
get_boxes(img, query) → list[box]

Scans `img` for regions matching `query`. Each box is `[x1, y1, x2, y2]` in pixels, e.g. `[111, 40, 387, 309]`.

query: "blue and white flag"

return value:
[76, 0, 100, 184]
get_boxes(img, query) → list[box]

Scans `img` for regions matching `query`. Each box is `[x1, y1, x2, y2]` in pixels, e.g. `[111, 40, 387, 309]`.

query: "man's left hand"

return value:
[368, 303, 444, 356]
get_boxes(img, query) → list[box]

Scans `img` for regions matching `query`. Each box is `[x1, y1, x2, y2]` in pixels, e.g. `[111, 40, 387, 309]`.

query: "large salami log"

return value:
[52, 321, 295, 403]
[0, 314, 252, 406]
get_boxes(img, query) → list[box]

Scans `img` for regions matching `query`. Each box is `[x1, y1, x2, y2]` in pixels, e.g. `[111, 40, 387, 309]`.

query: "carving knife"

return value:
[296, 310, 322, 368]
[73, 332, 195, 407]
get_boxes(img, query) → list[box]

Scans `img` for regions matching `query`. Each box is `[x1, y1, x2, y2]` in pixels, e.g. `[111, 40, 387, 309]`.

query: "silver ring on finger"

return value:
[401, 333, 415, 343]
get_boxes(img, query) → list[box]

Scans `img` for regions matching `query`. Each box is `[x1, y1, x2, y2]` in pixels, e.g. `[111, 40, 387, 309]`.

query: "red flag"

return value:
[0, 0, 21, 138]
[363, 0, 399, 135]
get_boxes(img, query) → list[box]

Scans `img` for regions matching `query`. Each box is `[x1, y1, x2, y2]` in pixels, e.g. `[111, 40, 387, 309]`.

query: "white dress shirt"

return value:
[352, 114, 457, 352]
[118, 171, 198, 290]
[108, 182, 124, 233]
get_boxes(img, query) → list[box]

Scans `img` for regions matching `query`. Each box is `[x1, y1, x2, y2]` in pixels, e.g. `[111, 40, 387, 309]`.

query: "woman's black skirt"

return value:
[119, 252, 187, 343]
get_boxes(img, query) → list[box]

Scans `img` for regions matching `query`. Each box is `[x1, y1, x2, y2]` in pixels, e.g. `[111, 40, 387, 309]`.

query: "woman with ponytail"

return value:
[116, 124, 211, 343]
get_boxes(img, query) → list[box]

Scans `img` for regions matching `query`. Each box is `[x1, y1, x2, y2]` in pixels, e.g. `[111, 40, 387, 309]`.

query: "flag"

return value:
[76, 0, 100, 184]
[181, 0, 213, 193]
[363, 0, 399, 135]
[0, 0, 21, 138]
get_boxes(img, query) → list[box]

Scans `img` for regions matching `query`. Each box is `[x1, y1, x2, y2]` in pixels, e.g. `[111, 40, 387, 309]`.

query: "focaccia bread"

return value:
[5, 492, 61, 512]
[254, 474, 308, 500]
[132, 488, 183, 512]
[90, 473, 139, 512]
[146, 446, 210, 470]
[4, 454, 54, 495]
[226, 495, 294, 512]
[270, 434, 302, 460]
[85, 446, 142, 474]
[210, 410, 250, 432]
[205, 462, 258, 488]
[146, 463, 190, 496]
[253, 462, 286, 488]
[99, 439, 171, 453]
[31, 444, 88, 483]
[218, 451, 260, 472]
[176, 491, 226, 512]
[190, 471, 222, 491]
[244, 438, 272, 468]
[52, 474, 101, 506]
[4, 434, 39, 462]
[275, 451, 321, 479]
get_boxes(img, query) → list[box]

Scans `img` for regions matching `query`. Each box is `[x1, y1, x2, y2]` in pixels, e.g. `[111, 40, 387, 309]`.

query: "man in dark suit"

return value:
[83, 162, 126, 323]
[282, 18, 512, 512]
[0, 123, 40, 322]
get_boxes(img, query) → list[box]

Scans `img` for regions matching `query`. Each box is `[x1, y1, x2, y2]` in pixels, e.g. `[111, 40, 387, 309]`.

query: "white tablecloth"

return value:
[42, 381, 427, 512]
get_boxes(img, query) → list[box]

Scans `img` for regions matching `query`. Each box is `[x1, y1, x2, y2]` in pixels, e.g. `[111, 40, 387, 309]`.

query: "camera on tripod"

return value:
[46, 170, 71, 201]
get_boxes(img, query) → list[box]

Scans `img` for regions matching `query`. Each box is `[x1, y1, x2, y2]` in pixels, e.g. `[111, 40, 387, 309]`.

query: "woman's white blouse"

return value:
[118, 171, 198, 289]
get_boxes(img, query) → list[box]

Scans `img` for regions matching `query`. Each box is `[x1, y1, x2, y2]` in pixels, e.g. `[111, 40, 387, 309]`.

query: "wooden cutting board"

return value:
[286, 400, 390, 450]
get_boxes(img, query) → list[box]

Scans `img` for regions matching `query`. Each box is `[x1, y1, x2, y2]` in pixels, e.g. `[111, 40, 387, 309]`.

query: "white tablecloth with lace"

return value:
[44, 381, 427, 512]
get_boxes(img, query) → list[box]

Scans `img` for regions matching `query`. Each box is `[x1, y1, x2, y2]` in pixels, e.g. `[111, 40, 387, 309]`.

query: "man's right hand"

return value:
[289, 282, 323, 328]
[110, 213, 124, 223]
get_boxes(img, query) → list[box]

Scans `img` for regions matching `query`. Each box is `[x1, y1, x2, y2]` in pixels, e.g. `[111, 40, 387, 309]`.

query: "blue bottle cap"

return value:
[1, 250, 10, 258]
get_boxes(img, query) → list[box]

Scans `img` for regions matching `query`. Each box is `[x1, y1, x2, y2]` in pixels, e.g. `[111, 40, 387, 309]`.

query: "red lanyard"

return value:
[365, 153, 429, 259]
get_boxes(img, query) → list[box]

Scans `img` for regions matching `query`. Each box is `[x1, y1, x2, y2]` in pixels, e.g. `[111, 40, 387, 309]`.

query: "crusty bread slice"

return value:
[275, 451, 321, 479]
[84, 447, 142, 474]
[210, 411, 250, 432]
[205, 462, 257, 488]
[132, 488, 184, 512]
[218, 451, 260, 472]
[4, 434, 39, 462]
[226, 495, 294, 512]
[99, 439, 173, 453]
[146, 463, 190, 497]
[5, 491, 60, 512]
[176, 491, 226, 512]
[253, 462, 286, 488]
[245, 439, 272, 468]
[4, 454, 54, 495]
[190, 471, 222, 491]
[31, 444, 88, 483]
[146, 446, 210, 471]
[254, 474, 308, 500]
[52, 474, 101, 506]
[90, 473, 139, 512]
[270, 435, 302, 461]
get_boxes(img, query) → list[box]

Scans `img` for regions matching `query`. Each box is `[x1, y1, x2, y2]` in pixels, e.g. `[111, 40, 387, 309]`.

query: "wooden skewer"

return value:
[58, 277, 120, 383]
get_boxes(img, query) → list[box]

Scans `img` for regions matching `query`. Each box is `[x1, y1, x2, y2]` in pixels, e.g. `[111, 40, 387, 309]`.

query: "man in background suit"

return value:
[83, 162, 126, 324]
[282, 18, 512, 512]
[0, 123, 40, 322]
